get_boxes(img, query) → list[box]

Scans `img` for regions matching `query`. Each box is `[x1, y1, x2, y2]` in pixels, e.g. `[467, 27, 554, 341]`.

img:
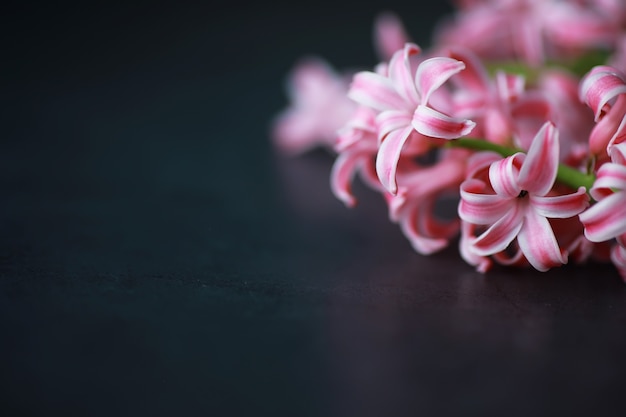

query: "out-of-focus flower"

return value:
[447, 47, 551, 149]
[434, 0, 619, 66]
[458, 122, 589, 271]
[271, 58, 356, 155]
[537, 69, 595, 161]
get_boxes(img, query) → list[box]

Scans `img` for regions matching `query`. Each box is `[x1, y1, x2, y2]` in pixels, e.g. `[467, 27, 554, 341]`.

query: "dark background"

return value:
[1, 1, 626, 416]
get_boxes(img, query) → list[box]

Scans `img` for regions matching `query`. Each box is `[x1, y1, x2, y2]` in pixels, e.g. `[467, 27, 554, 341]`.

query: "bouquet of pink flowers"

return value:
[271, 0, 626, 279]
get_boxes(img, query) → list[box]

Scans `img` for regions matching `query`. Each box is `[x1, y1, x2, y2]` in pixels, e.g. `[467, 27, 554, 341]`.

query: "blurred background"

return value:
[1, 1, 626, 416]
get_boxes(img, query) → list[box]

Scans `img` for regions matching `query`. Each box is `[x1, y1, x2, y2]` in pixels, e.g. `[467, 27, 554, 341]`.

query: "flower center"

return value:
[518, 190, 528, 198]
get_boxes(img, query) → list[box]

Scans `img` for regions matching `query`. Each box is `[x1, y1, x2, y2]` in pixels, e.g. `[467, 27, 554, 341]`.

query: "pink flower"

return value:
[348, 43, 475, 194]
[458, 121, 590, 271]
[458, 150, 527, 272]
[579, 65, 626, 156]
[271, 58, 356, 155]
[579, 142, 626, 243]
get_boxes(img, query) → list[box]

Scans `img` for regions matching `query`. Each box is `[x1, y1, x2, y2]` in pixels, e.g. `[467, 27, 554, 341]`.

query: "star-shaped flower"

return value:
[458, 121, 590, 271]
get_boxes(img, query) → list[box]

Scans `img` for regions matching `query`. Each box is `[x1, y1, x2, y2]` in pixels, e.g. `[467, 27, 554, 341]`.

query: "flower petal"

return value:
[517, 209, 567, 272]
[349, 71, 407, 112]
[530, 186, 589, 218]
[459, 221, 493, 273]
[412, 105, 475, 139]
[609, 142, 626, 165]
[330, 150, 369, 207]
[388, 43, 421, 106]
[589, 162, 626, 200]
[459, 179, 515, 224]
[517, 121, 559, 196]
[396, 195, 458, 255]
[471, 204, 524, 256]
[399, 212, 450, 255]
[415, 57, 466, 105]
[579, 65, 626, 121]
[489, 153, 523, 198]
[376, 109, 412, 143]
[580, 192, 626, 242]
[376, 124, 415, 194]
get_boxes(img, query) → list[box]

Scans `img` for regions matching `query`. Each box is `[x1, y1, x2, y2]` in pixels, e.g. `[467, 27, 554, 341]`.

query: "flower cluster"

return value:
[272, 0, 626, 279]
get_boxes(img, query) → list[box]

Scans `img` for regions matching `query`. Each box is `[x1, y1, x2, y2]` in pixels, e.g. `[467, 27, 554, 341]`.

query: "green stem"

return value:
[447, 138, 596, 191]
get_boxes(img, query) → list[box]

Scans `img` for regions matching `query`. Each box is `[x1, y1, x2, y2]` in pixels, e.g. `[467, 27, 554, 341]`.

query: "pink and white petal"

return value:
[411, 196, 459, 244]
[459, 221, 493, 273]
[374, 12, 413, 61]
[606, 101, 626, 152]
[580, 192, 626, 242]
[399, 207, 450, 255]
[588, 102, 626, 155]
[489, 154, 523, 198]
[419, 208, 460, 243]
[376, 124, 415, 194]
[517, 209, 567, 272]
[530, 186, 589, 218]
[609, 142, 626, 165]
[412, 105, 475, 139]
[459, 179, 515, 224]
[471, 204, 525, 257]
[376, 109, 412, 142]
[330, 150, 368, 207]
[349, 71, 407, 112]
[517, 122, 559, 196]
[579, 66, 626, 121]
[388, 43, 421, 106]
[589, 163, 626, 200]
[415, 57, 466, 105]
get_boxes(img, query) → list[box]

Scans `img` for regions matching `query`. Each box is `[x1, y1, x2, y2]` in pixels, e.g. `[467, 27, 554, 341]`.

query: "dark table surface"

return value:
[2, 1, 626, 416]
